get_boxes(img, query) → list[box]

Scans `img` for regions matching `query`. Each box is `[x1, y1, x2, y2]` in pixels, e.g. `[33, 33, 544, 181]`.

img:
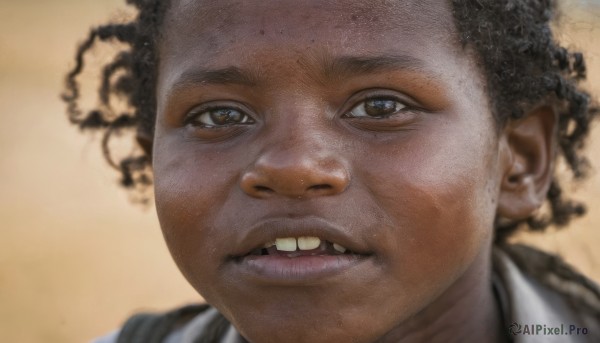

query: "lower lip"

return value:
[232, 254, 371, 285]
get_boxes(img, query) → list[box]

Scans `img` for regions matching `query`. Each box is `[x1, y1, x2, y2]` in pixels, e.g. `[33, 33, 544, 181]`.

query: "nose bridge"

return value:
[259, 95, 338, 171]
[258, 128, 333, 176]
[239, 107, 350, 198]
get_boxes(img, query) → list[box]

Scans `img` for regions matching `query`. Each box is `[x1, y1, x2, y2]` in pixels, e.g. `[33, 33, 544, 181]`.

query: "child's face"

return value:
[153, 0, 505, 342]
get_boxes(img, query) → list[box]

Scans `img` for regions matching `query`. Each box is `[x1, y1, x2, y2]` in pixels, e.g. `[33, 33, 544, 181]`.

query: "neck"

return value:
[378, 244, 507, 343]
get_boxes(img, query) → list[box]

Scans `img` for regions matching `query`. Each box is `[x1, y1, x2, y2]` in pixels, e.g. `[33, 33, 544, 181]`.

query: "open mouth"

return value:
[227, 218, 374, 283]
[243, 236, 359, 258]
[232, 234, 373, 283]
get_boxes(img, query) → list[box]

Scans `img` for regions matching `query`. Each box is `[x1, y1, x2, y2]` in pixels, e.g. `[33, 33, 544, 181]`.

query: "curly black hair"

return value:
[62, 0, 598, 238]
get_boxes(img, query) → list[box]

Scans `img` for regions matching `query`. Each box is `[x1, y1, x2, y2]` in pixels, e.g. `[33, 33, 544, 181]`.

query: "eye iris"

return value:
[365, 99, 397, 117]
[210, 109, 242, 125]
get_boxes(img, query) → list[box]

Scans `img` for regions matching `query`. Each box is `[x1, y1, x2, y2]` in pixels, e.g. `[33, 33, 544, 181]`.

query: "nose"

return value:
[240, 143, 350, 199]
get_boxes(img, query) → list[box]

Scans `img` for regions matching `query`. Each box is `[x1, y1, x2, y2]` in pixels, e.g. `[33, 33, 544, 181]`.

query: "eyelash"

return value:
[344, 96, 409, 119]
[185, 95, 413, 128]
[185, 106, 254, 128]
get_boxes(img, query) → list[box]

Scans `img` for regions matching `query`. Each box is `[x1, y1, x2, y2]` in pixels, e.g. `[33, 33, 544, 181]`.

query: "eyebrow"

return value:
[323, 54, 427, 79]
[170, 54, 430, 90]
[172, 66, 260, 89]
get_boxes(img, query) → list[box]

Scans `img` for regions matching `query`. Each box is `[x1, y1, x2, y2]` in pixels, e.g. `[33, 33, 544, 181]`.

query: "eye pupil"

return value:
[210, 109, 242, 125]
[365, 99, 397, 116]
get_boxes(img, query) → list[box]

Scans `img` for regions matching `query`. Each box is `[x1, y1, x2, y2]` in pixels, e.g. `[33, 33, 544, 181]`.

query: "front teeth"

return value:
[275, 237, 321, 251]
[297, 236, 321, 250]
[275, 237, 297, 251]
[272, 237, 348, 253]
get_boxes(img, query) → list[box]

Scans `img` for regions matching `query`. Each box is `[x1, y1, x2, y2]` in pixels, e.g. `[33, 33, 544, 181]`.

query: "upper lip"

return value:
[229, 216, 372, 258]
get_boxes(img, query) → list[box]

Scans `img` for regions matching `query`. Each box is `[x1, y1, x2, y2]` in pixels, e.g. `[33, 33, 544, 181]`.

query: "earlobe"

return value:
[497, 106, 557, 220]
[136, 129, 154, 164]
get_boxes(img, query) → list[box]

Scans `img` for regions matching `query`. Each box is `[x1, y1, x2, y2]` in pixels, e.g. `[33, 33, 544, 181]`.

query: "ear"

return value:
[497, 106, 557, 220]
[136, 129, 154, 164]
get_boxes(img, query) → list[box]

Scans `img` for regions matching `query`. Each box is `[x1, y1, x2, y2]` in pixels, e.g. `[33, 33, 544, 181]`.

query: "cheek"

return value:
[362, 120, 500, 291]
[152, 135, 236, 291]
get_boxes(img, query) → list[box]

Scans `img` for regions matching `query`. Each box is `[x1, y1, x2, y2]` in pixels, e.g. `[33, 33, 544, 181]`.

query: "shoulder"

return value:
[92, 304, 244, 343]
[493, 244, 600, 342]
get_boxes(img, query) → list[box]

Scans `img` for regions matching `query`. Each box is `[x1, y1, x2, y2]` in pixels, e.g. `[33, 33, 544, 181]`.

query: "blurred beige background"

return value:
[0, 1, 598, 342]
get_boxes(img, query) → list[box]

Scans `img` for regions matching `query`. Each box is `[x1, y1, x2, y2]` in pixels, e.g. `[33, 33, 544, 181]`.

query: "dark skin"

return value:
[142, 0, 557, 342]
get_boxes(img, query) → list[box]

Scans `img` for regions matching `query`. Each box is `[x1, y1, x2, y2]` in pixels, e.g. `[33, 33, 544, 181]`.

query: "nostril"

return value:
[254, 185, 274, 193]
[308, 184, 332, 191]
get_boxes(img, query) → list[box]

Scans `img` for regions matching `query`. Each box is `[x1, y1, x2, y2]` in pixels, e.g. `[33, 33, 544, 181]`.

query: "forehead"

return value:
[160, 0, 459, 65]
[166, 0, 453, 31]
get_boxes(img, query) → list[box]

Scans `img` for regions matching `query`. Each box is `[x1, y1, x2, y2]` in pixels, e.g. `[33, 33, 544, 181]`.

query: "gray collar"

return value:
[493, 247, 598, 343]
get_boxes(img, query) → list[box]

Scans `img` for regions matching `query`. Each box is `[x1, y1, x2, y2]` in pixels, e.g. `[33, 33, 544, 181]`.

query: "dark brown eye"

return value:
[346, 98, 406, 118]
[190, 107, 252, 127]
